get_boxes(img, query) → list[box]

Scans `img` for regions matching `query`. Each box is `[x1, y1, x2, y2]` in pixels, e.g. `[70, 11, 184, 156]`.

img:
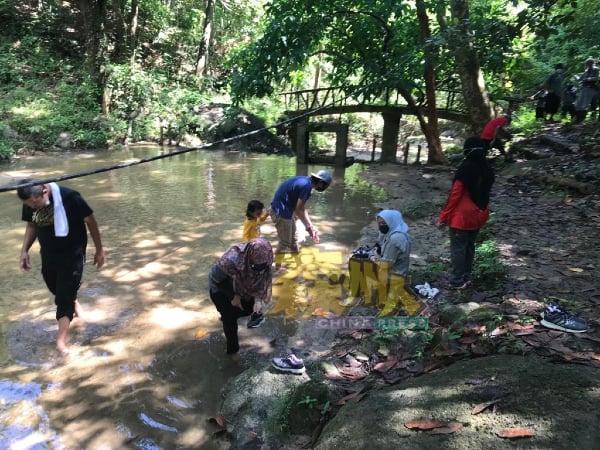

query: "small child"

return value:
[529, 89, 547, 121]
[242, 200, 269, 243]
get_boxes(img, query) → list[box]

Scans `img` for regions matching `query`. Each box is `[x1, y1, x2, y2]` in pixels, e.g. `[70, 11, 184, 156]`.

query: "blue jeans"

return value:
[449, 228, 479, 286]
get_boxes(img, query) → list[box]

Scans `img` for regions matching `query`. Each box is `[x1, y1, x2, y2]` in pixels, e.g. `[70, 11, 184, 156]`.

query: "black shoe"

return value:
[247, 312, 265, 328]
[540, 303, 588, 333]
[272, 354, 306, 374]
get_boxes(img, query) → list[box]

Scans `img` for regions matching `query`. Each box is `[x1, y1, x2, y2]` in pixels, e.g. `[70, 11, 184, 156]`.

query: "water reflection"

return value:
[0, 146, 388, 448]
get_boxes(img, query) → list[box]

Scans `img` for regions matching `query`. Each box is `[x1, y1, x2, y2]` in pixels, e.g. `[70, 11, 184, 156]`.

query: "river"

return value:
[0, 146, 388, 449]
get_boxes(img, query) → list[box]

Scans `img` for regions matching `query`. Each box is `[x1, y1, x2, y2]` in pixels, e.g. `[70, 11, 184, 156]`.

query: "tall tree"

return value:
[196, 0, 215, 78]
[230, 0, 454, 163]
[438, 0, 493, 131]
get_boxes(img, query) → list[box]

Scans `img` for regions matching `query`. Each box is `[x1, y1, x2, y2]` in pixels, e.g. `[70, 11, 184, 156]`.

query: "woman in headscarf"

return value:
[372, 209, 412, 275]
[438, 136, 495, 289]
[209, 238, 273, 354]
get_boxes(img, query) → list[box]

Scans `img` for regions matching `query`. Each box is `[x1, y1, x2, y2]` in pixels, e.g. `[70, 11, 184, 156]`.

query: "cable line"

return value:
[1, 77, 392, 194]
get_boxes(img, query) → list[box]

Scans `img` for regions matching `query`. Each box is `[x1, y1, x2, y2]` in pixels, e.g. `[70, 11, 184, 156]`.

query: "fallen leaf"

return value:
[497, 427, 535, 438]
[512, 329, 535, 336]
[567, 266, 584, 273]
[471, 400, 500, 415]
[207, 414, 227, 428]
[195, 329, 208, 339]
[506, 322, 535, 331]
[373, 355, 398, 373]
[430, 421, 463, 434]
[404, 418, 446, 430]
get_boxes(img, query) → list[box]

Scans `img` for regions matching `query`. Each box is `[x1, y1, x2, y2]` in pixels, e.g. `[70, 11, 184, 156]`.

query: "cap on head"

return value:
[311, 170, 332, 186]
[555, 63, 564, 70]
[586, 57, 595, 65]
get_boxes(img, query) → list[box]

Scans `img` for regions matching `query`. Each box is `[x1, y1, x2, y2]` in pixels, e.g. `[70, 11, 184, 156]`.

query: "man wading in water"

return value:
[17, 180, 105, 356]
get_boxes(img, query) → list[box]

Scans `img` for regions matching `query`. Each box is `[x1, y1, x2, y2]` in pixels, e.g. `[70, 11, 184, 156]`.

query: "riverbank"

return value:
[219, 122, 600, 449]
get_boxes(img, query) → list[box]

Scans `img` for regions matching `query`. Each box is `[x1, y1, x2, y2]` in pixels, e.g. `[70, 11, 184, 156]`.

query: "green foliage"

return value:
[412, 330, 435, 359]
[297, 395, 318, 409]
[510, 108, 545, 136]
[268, 380, 330, 436]
[473, 239, 507, 287]
[371, 327, 404, 345]
[0, 138, 14, 160]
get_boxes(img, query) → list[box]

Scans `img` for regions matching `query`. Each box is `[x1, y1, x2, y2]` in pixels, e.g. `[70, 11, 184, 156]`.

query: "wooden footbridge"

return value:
[279, 86, 472, 165]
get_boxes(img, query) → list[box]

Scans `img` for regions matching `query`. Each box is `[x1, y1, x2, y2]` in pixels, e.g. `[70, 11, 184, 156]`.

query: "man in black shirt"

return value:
[17, 180, 105, 356]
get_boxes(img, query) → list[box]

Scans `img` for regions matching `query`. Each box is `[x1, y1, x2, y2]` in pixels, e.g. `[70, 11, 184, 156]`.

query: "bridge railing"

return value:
[280, 86, 470, 114]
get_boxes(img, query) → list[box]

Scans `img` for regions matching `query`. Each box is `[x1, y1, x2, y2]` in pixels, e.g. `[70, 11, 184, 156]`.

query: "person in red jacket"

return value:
[480, 114, 512, 161]
[438, 137, 495, 289]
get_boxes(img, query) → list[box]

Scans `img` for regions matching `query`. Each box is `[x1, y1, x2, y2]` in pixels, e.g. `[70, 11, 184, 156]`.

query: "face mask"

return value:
[251, 263, 269, 272]
[378, 224, 389, 234]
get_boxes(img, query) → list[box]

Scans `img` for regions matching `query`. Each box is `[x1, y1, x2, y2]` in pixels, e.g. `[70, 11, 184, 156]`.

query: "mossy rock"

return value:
[285, 379, 331, 435]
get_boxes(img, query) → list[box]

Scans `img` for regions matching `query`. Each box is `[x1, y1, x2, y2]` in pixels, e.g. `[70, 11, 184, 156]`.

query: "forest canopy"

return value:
[0, 0, 598, 160]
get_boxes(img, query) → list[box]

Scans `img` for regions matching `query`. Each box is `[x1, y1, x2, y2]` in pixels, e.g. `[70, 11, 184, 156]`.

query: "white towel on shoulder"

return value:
[49, 182, 69, 237]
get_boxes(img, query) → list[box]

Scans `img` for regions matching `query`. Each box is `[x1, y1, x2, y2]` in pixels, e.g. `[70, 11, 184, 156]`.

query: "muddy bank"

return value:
[219, 127, 600, 448]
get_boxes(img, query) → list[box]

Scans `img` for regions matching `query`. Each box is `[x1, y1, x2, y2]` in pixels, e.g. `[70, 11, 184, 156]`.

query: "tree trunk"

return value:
[128, 0, 140, 67]
[77, 0, 107, 80]
[416, 0, 445, 164]
[196, 0, 215, 79]
[441, 0, 493, 132]
[112, 0, 127, 61]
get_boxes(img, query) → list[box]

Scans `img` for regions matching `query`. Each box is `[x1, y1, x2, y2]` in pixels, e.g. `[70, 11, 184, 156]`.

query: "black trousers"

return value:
[449, 228, 479, 286]
[209, 278, 254, 354]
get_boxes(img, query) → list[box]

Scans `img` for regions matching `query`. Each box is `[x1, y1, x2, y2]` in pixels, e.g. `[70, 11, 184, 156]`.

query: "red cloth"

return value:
[438, 180, 490, 230]
[481, 116, 508, 140]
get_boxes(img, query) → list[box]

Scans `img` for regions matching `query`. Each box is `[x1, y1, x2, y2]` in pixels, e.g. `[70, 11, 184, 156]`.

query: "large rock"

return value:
[314, 354, 600, 449]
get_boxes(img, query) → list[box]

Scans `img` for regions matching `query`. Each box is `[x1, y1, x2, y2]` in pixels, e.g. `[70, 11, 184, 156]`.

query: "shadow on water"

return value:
[0, 145, 388, 449]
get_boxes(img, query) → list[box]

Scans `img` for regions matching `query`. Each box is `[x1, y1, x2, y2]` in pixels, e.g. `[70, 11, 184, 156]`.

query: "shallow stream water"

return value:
[0, 146, 388, 449]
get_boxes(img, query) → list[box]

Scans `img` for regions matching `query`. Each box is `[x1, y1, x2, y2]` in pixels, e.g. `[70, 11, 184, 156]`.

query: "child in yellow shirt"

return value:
[242, 200, 269, 242]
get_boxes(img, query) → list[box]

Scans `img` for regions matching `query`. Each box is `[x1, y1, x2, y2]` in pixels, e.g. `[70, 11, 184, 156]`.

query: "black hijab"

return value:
[454, 136, 495, 210]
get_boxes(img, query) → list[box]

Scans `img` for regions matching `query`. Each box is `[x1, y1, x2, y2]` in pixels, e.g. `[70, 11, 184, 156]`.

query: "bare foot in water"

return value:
[73, 300, 87, 323]
[57, 316, 71, 356]
[56, 340, 70, 357]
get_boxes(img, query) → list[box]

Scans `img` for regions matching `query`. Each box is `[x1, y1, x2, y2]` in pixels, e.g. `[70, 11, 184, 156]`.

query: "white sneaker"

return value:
[272, 354, 306, 374]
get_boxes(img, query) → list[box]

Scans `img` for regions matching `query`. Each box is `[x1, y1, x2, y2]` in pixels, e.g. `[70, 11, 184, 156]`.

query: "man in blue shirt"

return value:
[270, 170, 332, 256]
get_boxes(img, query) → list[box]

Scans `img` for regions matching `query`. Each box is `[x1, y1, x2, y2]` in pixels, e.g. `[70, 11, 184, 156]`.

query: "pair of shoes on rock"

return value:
[247, 312, 265, 328]
[540, 303, 588, 333]
[272, 353, 306, 374]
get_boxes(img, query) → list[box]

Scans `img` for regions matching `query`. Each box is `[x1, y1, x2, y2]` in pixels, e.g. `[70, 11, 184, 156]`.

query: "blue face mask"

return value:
[251, 263, 269, 272]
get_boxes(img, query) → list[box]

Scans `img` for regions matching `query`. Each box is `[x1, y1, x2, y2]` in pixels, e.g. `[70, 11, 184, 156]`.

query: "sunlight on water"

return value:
[0, 379, 61, 449]
[0, 146, 388, 448]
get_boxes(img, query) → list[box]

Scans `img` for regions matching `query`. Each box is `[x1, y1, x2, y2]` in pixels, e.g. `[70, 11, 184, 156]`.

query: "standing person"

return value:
[242, 200, 269, 243]
[438, 137, 495, 290]
[529, 89, 547, 121]
[480, 114, 513, 162]
[561, 83, 578, 120]
[208, 238, 273, 354]
[543, 63, 564, 122]
[270, 170, 332, 257]
[574, 57, 600, 123]
[17, 180, 105, 356]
